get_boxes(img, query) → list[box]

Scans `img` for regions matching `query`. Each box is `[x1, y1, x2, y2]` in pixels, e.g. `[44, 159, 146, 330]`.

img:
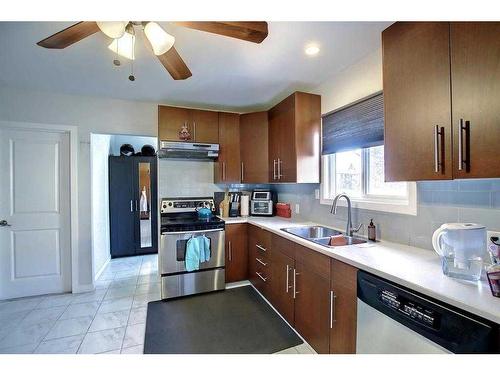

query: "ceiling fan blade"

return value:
[157, 47, 192, 80]
[174, 22, 268, 43]
[37, 22, 100, 49]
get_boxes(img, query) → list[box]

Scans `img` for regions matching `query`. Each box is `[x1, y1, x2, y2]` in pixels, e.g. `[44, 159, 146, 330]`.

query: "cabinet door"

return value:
[294, 262, 331, 354]
[277, 95, 297, 183]
[225, 224, 248, 283]
[268, 105, 281, 182]
[191, 109, 219, 143]
[383, 22, 453, 181]
[240, 112, 269, 183]
[215, 112, 241, 183]
[330, 260, 357, 354]
[270, 249, 295, 325]
[158, 105, 191, 141]
[451, 22, 500, 178]
[109, 157, 136, 258]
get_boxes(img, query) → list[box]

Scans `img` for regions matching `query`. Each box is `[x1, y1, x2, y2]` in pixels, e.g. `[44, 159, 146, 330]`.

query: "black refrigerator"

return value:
[109, 155, 158, 258]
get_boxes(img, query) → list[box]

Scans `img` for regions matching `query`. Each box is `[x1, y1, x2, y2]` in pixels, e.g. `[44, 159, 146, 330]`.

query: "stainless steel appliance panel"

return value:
[161, 268, 225, 299]
[159, 229, 225, 274]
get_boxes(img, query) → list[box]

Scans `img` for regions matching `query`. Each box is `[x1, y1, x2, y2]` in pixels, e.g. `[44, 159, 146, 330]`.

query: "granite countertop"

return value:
[220, 216, 500, 324]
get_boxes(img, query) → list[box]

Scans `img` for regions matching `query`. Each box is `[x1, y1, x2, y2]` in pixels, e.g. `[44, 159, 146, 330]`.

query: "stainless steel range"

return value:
[159, 197, 225, 299]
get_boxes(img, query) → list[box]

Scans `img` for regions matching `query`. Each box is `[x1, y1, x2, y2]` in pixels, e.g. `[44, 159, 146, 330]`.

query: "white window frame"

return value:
[320, 149, 417, 215]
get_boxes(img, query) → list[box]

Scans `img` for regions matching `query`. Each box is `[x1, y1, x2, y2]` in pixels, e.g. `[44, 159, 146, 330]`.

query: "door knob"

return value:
[0, 220, 11, 227]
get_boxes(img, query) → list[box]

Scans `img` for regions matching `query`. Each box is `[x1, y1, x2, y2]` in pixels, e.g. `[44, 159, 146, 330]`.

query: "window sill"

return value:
[319, 183, 417, 216]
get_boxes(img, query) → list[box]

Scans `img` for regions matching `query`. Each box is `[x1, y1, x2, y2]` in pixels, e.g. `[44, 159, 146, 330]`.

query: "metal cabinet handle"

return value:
[130, 200, 133, 212]
[458, 119, 469, 171]
[273, 159, 277, 180]
[285, 264, 293, 293]
[256, 272, 267, 282]
[256, 257, 267, 266]
[277, 158, 282, 180]
[330, 291, 337, 328]
[0, 220, 11, 227]
[241, 162, 244, 182]
[135, 200, 138, 211]
[293, 270, 300, 299]
[222, 162, 226, 181]
[228, 241, 232, 262]
[434, 125, 444, 173]
[255, 244, 266, 252]
[193, 121, 196, 140]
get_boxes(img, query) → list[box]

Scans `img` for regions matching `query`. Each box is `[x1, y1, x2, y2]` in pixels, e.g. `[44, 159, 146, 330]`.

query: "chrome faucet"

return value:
[330, 194, 362, 237]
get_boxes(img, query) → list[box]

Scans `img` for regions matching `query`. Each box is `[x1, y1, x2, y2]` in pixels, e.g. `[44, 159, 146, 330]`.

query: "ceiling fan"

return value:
[36, 21, 269, 80]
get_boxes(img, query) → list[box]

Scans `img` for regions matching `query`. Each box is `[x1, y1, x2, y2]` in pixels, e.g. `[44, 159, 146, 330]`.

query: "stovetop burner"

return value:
[160, 197, 225, 233]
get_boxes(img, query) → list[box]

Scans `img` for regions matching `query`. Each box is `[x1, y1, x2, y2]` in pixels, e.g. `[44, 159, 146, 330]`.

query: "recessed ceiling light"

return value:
[305, 44, 320, 56]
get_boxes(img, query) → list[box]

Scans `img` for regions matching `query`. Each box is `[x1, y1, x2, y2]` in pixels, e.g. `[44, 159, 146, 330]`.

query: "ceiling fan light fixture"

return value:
[97, 21, 128, 39]
[108, 27, 135, 60]
[144, 22, 175, 55]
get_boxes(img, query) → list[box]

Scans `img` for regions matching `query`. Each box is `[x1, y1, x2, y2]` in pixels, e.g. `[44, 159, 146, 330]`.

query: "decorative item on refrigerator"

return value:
[487, 236, 500, 298]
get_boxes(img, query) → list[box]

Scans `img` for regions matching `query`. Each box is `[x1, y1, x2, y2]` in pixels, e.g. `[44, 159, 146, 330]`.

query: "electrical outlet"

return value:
[314, 189, 320, 200]
[295, 203, 300, 214]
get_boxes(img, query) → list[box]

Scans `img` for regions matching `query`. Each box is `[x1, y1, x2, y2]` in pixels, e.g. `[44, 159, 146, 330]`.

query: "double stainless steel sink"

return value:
[281, 225, 366, 247]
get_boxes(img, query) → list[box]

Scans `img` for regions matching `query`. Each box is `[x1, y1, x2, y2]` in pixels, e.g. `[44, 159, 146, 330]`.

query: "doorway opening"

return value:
[90, 133, 158, 282]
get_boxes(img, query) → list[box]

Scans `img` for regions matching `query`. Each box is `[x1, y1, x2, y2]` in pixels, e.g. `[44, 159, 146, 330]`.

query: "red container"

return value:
[276, 203, 292, 218]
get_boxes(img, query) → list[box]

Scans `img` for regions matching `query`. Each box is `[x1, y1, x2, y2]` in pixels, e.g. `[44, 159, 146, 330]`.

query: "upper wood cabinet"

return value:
[240, 111, 269, 183]
[215, 112, 241, 183]
[158, 105, 219, 143]
[383, 22, 453, 181]
[268, 92, 321, 183]
[450, 22, 500, 179]
[383, 22, 500, 181]
[225, 224, 248, 283]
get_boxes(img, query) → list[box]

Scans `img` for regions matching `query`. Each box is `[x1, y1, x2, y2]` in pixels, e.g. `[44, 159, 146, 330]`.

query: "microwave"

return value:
[250, 191, 277, 216]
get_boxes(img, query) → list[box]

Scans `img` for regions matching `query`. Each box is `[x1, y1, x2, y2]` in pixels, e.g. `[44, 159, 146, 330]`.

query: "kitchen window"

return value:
[320, 92, 416, 215]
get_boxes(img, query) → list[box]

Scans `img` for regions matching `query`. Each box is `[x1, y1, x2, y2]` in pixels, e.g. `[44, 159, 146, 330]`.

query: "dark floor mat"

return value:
[144, 286, 302, 354]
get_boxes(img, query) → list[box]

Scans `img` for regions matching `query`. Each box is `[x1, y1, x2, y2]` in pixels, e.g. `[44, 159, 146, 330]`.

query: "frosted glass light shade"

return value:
[97, 21, 128, 39]
[108, 31, 135, 60]
[144, 22, 175, 55]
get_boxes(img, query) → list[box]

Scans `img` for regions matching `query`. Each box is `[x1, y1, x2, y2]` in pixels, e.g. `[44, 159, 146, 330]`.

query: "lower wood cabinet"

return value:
[247, 225, 359, 354]
[225, 224, 248, 283]
[294, 261, 332, 354]
[330, 259, 358, 354]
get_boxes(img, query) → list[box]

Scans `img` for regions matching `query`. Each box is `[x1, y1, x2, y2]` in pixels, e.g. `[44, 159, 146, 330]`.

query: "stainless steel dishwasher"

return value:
[356, 271, 499, 354]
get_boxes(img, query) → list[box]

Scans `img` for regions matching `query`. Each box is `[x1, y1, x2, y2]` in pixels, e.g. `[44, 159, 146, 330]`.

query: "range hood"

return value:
[158, 141, 219, 160]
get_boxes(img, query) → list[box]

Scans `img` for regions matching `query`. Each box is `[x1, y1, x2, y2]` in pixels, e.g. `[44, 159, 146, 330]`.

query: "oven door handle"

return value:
[161, 228, 224, 236]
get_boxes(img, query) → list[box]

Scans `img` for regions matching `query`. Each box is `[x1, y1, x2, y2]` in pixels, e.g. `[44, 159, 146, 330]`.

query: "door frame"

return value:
[0, 120, 80, 295]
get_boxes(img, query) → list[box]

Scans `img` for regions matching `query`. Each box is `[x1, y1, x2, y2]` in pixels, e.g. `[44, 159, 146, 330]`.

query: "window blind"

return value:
[322, 92, 384, 155]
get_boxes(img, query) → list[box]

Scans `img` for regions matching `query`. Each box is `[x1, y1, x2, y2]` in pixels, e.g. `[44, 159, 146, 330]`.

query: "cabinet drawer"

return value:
[294, 244, 330, 279]
[249, 224, 271, 253]
[271, 234, 296, 259]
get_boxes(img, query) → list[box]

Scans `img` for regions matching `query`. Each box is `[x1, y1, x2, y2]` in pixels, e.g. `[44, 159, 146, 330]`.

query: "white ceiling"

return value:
[0, 21, 391, 112]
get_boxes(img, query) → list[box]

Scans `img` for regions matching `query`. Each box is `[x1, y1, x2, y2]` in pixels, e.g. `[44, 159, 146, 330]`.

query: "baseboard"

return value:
[225, 280, 251, 289]
[94, 256, 110, 281]
[72, 283, 95, 294]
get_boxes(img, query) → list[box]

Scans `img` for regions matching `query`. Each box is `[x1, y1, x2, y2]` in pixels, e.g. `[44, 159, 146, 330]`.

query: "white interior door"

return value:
[0, 126, 71, 299]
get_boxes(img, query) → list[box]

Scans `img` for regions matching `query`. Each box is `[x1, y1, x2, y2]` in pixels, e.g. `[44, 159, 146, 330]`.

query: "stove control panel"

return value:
[379, 289, 438, 329]
[161, 198, 214, 214]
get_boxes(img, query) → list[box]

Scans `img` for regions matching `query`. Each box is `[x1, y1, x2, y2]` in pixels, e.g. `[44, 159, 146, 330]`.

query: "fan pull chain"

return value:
[129, 35, 135, 81]
[113, 38, 121, 67]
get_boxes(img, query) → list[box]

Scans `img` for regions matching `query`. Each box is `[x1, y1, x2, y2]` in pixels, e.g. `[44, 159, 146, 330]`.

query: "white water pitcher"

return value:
[432, 223, 486, 281]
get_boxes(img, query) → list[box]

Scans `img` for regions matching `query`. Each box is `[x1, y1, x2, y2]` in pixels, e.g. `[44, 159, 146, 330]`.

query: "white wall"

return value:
[0, 87, 157, 290]
[158, 159, 223, 198]
[91, 134, 112, 277]
[316, 49, 382, 114]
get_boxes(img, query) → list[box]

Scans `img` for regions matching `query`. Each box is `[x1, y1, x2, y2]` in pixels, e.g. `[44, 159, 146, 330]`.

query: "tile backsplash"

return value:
[159, 160, 500, 251]
[272, 180, 500, 251]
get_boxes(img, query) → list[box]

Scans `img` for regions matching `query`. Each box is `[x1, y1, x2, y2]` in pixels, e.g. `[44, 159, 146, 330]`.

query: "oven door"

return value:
[159, 228, 225, 275]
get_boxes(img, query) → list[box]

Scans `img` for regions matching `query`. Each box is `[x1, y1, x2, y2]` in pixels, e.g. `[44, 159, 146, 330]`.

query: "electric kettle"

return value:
[432, 223, 486, 281]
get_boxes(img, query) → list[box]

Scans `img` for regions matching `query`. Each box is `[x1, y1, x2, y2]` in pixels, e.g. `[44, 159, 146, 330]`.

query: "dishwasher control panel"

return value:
[379, 290, 438, 329]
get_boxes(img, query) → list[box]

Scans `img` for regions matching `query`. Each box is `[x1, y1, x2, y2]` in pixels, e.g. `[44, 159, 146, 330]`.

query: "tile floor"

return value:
[0, 254, 315, 354]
